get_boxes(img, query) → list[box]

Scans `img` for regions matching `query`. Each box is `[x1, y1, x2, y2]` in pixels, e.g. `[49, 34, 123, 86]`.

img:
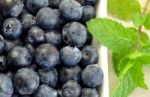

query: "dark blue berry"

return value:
[0, 56, 6, 71]
[0, 0, 24, 17]
[59, 0, 83, 21]
[85, 0, 99, 6]
[45, 30, 62, 47]
[36, 7, 60, 31]
[38, 68, 58, 88]
[81, 88, 98, 97]
[60, 46, 82, 66]
[2, 18, 22, 40]
[14, 68, 39, 95]
[7, 46, 32, 67]
[27, 26, 45, 45]
[34, 85, 57, 97]
[62, 80, 81, 97]
[80, 46, 98, 66]
[21, 13, 36, 30]
[63, 22, 87, 47]
[5, 39, 22, 52]
[81, 65, 103, 88]
[35, 43, 59, 69]
[25, 43, 35, 58]
[49, 0, 61, 8]
[59, 65, 81, 83]
[0, 74, 14, 97]
[0, 35, 5, 54]
[81, 5, 96, 23]
[26, 0, 49, 13]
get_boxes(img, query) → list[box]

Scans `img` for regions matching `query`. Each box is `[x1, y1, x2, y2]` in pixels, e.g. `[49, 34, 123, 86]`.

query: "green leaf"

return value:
[108, 0, 141, 20]
[87, 18, 138, 54]
[138, 42, 150, 54]
[139, 32, 149, 44]
[111, 71, 137, 97]
[133, 12, 146, 27]
[144, 13, 150, 30]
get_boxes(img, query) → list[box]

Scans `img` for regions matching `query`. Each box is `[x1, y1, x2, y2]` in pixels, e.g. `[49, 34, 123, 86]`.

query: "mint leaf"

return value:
[133, 12, 146, 27]
[87, 18, 138, 53]
[139, 43, 150, 54]
[144, 13, 150, 30]
[139, 32, 149, 44]
[108, 0, 141, 20]
[111, 71, 137, 97]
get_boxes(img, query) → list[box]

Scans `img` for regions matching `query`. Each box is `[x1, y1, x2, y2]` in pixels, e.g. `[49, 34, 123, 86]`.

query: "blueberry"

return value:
[49, 0, 61, 8]
[57, 90, 63, 97]
[81, 88, 98, 97]
[85, 0, 99, 6]
[26, 0, 49, 13]
[2, 18, 22, 40]
[0, 0, 23, 17]
[38, 68, 58, 88]
[21, 13, 36, 30]
[36, 7, 60, 31]
[7, 46, 32, 67]
[0, 56, 6, 71]
[0, 14, 3, 27]
[25, 43, 35, 58]
[5, 39, 22, 52]
[34, 85, 57, 97]
[0, 35, 5, 54]
[85, 31, 93, 45]
[59, 65, 81, 83]
[45, 30, 62, 47]
[0, 74, 14, 97]
[12, 94, 19, 97]
[35, 43, 59, 69]
[62, 80, 81, 97]
[63, 22, 87, 47]
[27, 26, 45, 45]
[60, 46, 82, 66]
[81, 65, 103, 88]
[81, 5, 96, 23]
[80, 46, 98, 66]
[59, 0, 83, 21]
[14, 68, 39, 95]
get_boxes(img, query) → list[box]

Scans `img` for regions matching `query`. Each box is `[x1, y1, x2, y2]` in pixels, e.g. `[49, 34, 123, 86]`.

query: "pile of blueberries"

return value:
[0, 0, 103, 97]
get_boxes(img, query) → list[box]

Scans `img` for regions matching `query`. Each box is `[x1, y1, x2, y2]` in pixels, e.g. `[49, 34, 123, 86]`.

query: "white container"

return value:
[96, 0, 109, 97]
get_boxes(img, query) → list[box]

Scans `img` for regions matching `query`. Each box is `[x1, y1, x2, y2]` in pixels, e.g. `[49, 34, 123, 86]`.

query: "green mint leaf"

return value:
[111, 71, 137, 97]
[139, 32, 149, 44]
[133, 12, 146, 27]
[144, 13, 150, 30]
[87, 18, 138, 53]
[139, 43, 150, 54]
[108, 0, 141, 20]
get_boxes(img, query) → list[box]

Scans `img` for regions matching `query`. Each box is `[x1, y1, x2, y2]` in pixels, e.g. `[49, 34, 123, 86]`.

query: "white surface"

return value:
[97, 0, 109, 97]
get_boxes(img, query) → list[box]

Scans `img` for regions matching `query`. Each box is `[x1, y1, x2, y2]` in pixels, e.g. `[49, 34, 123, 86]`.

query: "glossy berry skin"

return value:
[27, 26, 45, 45]
[38, 68, 58, 88]
[63, 22, 87, 47]
[45, 30, 62, 47]
[81, 65, 103, 88]
[25, 43, 35, 58]
[26, 0, 49, 13]
[7, 46, 32, 67]
[2, 18, 22, 40]
[60, 46, 82, 66]
[36, 7, 60, 31]
[0, 35, 5, 54]
[4, 39, 22, 52]
[59, 0, 83, 21]
[49, 0, 61, 8]
[14, 68, 39, 95]
[0, 0, 23, 17]
[85, 0, 99, 6]
[81, 88, 98, 97]
[59, 65, 81, 83]
[0, 56, 6, 71]
[35, 43, 59, 69]
[62, 80, 81, 97]
[21, 13, 36, 30]
[34, 84, 57, 97]
[0, 74, 14, 97]
[81, 5, 96, 23]
[80, 46, 98, 66]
